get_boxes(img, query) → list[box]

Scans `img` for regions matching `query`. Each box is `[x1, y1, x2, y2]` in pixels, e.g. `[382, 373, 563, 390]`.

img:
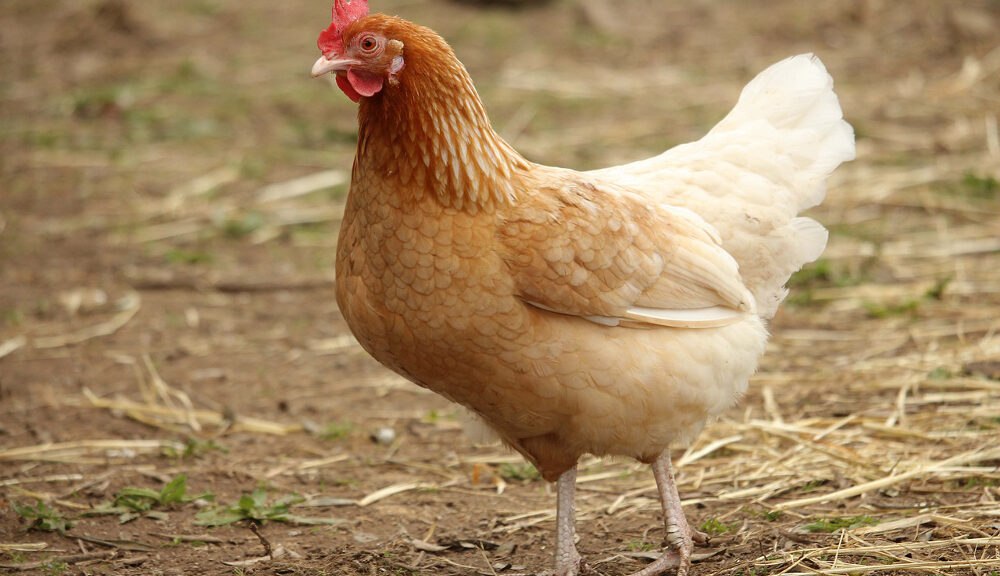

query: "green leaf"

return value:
[700, 518, 737, 536]
[251, 487, 270, 508]
[159, 474, 188, 505]
[805, 515, 878, 532]
[80, 502, 129, 517]
[194, 487, 341, 527]
[272, 493, 305, 510]
[238, 494, 258, 514]
[117, 487, 161, 500]
[115, 487, 160, 511]
[498, 462, 541, 482]
[194, 507, 247, 527]
[272, 514, 345, 526]
[12, 500, 72, 535]
[118, 511, 141, 524]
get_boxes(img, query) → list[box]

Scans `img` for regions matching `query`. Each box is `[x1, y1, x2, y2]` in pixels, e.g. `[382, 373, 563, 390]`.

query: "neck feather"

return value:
[355, 22, 530, 213]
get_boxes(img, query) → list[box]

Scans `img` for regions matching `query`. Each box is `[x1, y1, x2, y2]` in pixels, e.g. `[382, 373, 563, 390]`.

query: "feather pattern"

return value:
[326, 15, 852, 481]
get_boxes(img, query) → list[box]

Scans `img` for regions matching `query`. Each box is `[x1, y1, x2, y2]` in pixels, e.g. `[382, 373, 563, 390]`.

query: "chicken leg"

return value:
[624, 449, 705, 576]
[553, 466, 596, 576]
[553, 450, 704, 576]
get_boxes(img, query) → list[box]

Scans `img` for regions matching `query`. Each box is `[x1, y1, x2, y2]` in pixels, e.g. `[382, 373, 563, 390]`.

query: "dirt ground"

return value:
[2, 1, 1000, 575]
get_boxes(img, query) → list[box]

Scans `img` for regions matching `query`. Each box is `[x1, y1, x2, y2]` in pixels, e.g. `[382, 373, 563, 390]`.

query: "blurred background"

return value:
[1, 1, 999, 575]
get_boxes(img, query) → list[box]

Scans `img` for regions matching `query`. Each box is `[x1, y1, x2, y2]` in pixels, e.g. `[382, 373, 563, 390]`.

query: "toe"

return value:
[621, 550, 681, 576]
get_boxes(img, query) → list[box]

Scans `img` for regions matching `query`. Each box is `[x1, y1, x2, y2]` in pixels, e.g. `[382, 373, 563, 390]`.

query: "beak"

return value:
[311, 54, 359, 77]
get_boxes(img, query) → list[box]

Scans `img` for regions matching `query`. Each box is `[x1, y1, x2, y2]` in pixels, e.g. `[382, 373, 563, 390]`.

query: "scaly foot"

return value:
[623, 450, 697, 576]
[623, 549, 682, 576]
[544, 557, 600, 576]
[550, 467, 601, 576]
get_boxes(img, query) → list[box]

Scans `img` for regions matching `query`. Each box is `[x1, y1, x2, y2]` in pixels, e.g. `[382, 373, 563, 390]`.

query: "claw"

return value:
[623, 550, 682, 576]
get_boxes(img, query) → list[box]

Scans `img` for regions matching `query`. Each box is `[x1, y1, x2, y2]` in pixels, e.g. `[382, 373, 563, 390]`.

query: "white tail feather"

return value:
[711, 54, 856, 211]
[590, 53, 855, 319]
[790, 217, 829, 266]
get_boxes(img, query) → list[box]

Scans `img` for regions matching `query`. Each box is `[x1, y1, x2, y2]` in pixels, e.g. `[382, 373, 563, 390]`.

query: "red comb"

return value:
[318, 0, 370, 55]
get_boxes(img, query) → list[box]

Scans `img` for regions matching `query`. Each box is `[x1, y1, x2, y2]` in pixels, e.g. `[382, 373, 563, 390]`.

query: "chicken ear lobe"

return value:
[387, 40, 405, 86]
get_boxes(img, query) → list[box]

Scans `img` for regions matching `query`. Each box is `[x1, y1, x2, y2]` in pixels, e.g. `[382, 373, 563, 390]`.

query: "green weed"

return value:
[627, 540, 656, 551]
[70, 84, 136, 120]
[787, 259, 834, 289]
[700, 517, 737, 535]
[955, 476, 999, 489]
[933, 172, 998, 201]
[318, 420, 353, 441]
[863, 298, 920, 319]
[804, 515, 878, 532]
[960, 173, 998, 199]
[799, 479, 828, 492]
[927, 366, 953, 380]
[162, 437, 227, 459]
[42, 560, 69, 576]
[84, 474, 213, 524]
[786, 258, 869, 307]
[165, 248, 212, 265]
[422, 409, 457, 423]
[924, 276, 952, 300]
[194, 486, 344, 526]
[0, 307, 22, 327]
[219, 212, 263, 238]
[498, 462, 541, 483]
[762, 510, 784, 522]
[863, 275, 952, 319]
[11, 500, 71, 535]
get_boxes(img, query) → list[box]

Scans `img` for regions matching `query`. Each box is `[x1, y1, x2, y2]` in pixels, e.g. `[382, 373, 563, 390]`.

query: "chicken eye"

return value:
[359, 35, 379, 53]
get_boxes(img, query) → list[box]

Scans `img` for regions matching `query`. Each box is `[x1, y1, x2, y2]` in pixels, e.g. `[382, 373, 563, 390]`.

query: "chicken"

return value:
[311, 2, 854, 575]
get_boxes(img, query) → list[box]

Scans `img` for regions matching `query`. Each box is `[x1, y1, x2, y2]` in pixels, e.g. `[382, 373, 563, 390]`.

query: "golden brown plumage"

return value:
[313, 3, 853, 575]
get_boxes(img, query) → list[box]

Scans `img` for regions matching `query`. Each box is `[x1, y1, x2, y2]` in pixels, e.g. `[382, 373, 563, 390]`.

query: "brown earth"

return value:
[2, 1, 1000, 575]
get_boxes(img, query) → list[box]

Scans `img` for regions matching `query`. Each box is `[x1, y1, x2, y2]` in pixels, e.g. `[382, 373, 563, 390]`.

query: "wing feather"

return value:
[498, 173, 755, 328]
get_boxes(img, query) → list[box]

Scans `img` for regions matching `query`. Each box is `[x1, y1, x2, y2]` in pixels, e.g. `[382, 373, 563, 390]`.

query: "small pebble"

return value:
[372, 427, 396, 445]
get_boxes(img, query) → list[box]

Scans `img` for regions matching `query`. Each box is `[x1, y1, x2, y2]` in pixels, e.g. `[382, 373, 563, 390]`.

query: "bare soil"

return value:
[2, 1, 999, 575]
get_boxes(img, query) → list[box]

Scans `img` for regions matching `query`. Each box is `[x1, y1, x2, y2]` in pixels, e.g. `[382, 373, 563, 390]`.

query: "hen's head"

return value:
[311, 0, 406, 103]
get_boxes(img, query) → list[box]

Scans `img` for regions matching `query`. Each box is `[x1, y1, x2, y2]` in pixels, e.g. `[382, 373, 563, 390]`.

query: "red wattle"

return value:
[347, 69, 384, 98]
[336, 74, 362, 103]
